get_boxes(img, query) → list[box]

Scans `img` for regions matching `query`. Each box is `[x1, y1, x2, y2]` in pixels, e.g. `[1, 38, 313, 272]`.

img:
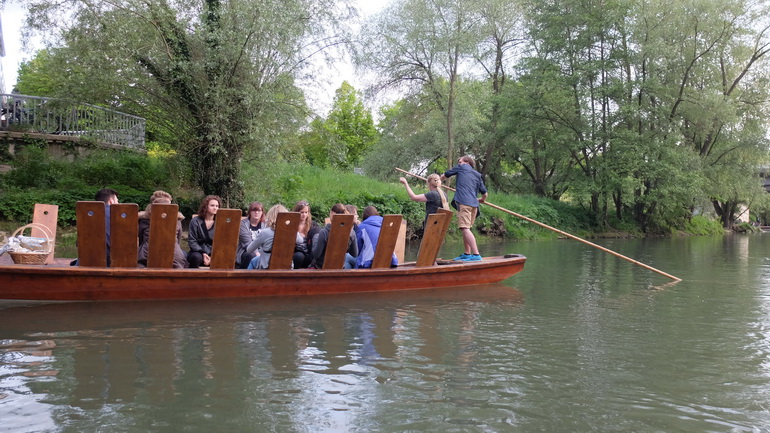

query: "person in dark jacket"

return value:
[309, 203, 358, 269]
[187, 195, 221, 268]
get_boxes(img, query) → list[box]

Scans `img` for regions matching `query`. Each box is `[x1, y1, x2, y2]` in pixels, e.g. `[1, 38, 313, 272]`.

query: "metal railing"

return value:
[0, 93, 146, 150]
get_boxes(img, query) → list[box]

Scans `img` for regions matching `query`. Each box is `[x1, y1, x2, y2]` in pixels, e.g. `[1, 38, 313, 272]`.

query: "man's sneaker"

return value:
[453, 253, 471, 261]
[463, 254, 482, 261]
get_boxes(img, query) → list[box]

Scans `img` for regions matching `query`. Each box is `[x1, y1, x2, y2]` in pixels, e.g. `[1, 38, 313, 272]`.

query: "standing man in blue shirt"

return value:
[441, 155, 488, 261]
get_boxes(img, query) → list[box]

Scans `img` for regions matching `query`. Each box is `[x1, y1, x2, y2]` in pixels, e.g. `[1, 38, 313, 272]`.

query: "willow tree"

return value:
[22, 0, 354, 205]
[625, 0, 770, 229]
[356, 0, 478, 172]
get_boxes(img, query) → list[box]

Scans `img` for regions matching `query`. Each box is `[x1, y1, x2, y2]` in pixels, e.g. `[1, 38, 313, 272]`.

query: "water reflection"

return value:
[6, 235, 770, 431]
[0, 285, 524, 432]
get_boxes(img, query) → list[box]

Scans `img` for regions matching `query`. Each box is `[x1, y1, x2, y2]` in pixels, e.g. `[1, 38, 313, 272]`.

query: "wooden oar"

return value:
[396, 167, 682, 282]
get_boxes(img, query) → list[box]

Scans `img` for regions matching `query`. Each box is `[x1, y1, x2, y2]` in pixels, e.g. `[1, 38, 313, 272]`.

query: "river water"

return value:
[1, 234, 770, 432]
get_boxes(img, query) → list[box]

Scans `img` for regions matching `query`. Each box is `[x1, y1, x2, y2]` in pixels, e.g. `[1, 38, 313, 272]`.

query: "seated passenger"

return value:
[237, 201, 265, 269]
[138, 190, 188, 268]
[309, 203, 358, 269]
[292, 200, 321, 269]
[356, 206, 398, 269]
[187, 195, 221, 268]
[245, 204, 303, 269]
[345, 204, 360, 226]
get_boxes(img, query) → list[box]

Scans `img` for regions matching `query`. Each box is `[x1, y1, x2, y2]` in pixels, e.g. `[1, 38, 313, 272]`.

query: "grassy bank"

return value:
[243, 162, 597, 241]
[0, 150, 724, 241]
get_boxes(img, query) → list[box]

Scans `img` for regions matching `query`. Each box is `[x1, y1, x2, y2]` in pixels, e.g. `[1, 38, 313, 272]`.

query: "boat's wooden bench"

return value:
[72, 202, 408, 270]
[76, 201, 140, 267]
[323, 213, 355, 269]
[208, 208, 241, 269]
[415, 208, 452, 267]
[32, 203, 59, 265]
[76, 201, 246, 269]
[269, 212, 301, 269]
[371, 214, 402, 269]
[146, 203, 177, 268]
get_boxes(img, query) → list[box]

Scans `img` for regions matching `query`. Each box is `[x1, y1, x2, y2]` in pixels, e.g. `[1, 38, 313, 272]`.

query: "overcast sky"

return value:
[2, 3, 36, 93]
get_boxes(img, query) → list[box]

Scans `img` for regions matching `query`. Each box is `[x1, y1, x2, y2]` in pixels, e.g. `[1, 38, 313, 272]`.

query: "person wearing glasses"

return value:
[237, 202, 266, 269]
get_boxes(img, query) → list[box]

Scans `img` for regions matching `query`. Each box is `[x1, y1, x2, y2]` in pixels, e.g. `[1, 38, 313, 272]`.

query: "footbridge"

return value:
[0, 93, 146, 152]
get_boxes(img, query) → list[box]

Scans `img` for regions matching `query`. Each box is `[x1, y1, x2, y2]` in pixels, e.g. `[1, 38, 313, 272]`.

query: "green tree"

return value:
[508, 0, 770, 231]
[21, 0, 353, 206]
[324, 81, 378, 169]
[469, 0, 526, 181]
[15, 49, 59, 96]
[362, 80, 486, 180]
[356, 0, 479, 171]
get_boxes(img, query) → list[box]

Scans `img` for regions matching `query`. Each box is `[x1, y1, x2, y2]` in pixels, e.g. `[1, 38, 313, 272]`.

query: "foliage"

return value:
[325, 82, 378, 169]
[1, 150, 729, 240]
[14, 0, 770, 234]
[684, 215, 725, 236]
[4, 145, 66, 189]
[21, 0, 354, 207]
[356, 0, 484, 169]
[362, 81, 487, 182]
[15, 49, 59, 95]
[354, 0, 770, 232]
[0, 148, 186, 225]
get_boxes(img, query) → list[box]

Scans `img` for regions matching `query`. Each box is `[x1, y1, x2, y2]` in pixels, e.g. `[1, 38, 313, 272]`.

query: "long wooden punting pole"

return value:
[396, 167, 682, 282]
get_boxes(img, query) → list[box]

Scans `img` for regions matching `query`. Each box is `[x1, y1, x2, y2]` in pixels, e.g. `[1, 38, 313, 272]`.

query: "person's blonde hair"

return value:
[145, 190, 173, 215]
[265, 204, 288, 230]
[427, 173, 449, 210]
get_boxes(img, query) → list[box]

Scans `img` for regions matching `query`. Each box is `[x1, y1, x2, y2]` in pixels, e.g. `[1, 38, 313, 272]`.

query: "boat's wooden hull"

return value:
[0, 254, 526, 301]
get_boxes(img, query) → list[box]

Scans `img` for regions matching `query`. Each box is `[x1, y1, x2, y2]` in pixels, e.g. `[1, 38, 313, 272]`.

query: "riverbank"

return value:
[0, 153, 728, 241]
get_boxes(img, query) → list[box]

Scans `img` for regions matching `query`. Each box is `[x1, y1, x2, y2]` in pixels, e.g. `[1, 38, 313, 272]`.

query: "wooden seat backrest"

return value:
[415, 212, 451, 267]
[32, 203, 58, 264]
[437, 208, 454, 235]
[395, 219, 406, 264]
[323, 213, 355, 269]
[210, 208, 242, 269]
[76, 201, 107, 267]
[109, 203, 139, 268]
[147, 203, 179, 268]
[269, 212, 301, 269]
[371, 214, 403, 269]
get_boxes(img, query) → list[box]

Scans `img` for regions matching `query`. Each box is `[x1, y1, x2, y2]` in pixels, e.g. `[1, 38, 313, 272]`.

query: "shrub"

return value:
[4, 146, 66, 189]
[684, 215, 724, 235]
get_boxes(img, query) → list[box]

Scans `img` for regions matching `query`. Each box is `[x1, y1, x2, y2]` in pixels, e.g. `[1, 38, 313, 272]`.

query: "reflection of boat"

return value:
[0, 255, 526, 301]
[0, 283, 525, 336]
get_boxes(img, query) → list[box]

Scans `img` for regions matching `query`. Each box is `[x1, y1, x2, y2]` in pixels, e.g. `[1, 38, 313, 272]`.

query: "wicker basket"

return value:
[8, 223, 53, 265]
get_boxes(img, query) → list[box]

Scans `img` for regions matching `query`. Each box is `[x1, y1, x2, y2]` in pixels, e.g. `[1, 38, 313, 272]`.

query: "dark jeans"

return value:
[239, 251, 256, 269]
[293, 251, 312, 269]
[187, 251, 205, 268]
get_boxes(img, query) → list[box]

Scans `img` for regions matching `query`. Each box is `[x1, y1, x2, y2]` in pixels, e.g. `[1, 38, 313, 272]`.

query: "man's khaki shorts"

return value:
[457, 204, 477, 229]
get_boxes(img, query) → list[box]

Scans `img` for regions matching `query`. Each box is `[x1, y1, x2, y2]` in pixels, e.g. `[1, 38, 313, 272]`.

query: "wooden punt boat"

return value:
[0, 255, 526, 301]
[0, 203, 526, 302]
